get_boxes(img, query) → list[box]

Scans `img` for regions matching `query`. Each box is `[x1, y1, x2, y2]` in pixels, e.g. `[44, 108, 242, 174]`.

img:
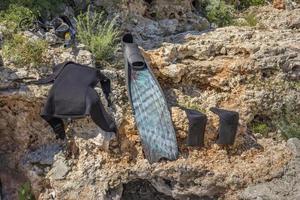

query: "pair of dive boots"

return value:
[122, 33, 239, 163]
[185, 107, 239, 147]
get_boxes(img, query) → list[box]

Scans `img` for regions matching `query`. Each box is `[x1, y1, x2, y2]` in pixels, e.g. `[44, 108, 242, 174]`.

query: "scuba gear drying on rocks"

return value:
[35, 61, 116, 139]
[51, 15, 76, 47]
[210, 107, 239, 145]
[185, 109, 207, 147]
[19, 15, 76, 47]
[122, 33, 179, 163]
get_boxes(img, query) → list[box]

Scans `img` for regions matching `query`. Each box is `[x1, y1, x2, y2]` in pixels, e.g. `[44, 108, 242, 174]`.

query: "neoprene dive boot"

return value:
[185, 109, 207, 147]
[210, 107, 239, 145]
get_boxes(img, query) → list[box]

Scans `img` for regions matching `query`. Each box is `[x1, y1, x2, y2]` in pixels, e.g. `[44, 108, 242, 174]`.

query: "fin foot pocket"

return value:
[210, 107, 239, 145]
[185, 109, 207, 147]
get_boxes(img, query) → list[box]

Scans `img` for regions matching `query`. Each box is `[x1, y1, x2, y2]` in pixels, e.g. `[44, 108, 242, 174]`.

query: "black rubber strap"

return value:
[97, 71, 112, 106]
[41, 116, 66, 140]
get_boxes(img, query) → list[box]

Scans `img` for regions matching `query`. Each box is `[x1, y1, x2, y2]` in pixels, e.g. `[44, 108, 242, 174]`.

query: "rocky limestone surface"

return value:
[240, 138, 300, 200]
[273, 0, 300, 10]
[0, 3, 300, 200]
[255, 4, 300, 29]
[0, 94, 295, 200]
[145, 26, 300, 127]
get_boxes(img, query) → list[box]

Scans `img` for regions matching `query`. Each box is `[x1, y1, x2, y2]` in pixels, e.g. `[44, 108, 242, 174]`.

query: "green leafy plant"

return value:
[76, 7, 120, 62]
[0, 0, 10, 10]
[0, 4, 35, 31]
[205, 0, 234, 27]
[235, 0, 266, 10]
[244, 13, 258, 26]
[294, 82, 300, 89]
[18, 182, 35, 200]
[276, 104, 300, 139]
[251, 122, 270, 136]
[178, 102, 206, 113]
[233, 12, 258, 27]
[2, 34, 48, 67]
[177, 96, 206, 113]
[278, 120, 300, 139]
[1, 0, 65, 16]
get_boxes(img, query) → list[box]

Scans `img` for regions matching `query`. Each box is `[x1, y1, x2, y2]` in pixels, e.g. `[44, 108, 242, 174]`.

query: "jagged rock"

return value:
[171, 107, 189, 140]
[48, 153, 70, 180]
[1, 92, 291, 200]
[287, 138, 300, 156]
[273, 0, 299, 10]
[159, 19, 179, 35]
[273, 0, 286, 9]
[23, 31, 43, 41]
[52, 47, 94, 66]
[239, 138, 300, 200]
[254, 6, 300, 29]
[44, 32, 61, 44]
[44, 134, 291, 199]
[23, 144, 63, 166]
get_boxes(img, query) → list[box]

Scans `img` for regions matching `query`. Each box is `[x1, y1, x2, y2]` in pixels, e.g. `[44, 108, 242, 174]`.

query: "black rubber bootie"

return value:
[185, 109, 207, 147]
[210, 107, 239, 145]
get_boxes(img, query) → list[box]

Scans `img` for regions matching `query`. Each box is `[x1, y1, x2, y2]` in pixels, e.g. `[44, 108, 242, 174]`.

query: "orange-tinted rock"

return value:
[273, 0, 285, 9]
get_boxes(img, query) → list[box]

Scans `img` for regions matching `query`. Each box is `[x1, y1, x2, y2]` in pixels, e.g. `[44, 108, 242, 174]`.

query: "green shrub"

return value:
[0, 4, 34, 31]
[251, 122, 270, 136]
[278, 120, 300, 139]
[76, 7, 119, 62]
[233, 12, 258, 27]
[0, 0, 10, 10]
[18, 182, 35, 200]
[295, 82, 300, 89]
[236, 0, 266, 10]
[244, 13, 258, 26]
[2, 34, 48, 67]
[177, 96, 206, 113]
[1, 0, 65, 16]
[178, 102, 206, 113]
[205, 0, 234, 27]
[276, 104, 300, 139]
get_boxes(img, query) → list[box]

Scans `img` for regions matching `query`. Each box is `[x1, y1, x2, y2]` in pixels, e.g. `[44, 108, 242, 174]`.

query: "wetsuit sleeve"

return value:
[31, 62, 72, 85]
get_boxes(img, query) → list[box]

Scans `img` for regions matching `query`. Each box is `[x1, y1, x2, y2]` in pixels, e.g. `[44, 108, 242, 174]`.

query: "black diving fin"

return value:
[210, 107, 239, 145]
[122, 33, 179, 163]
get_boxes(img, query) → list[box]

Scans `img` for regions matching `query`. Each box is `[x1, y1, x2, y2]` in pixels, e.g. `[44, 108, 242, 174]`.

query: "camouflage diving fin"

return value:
[122, 33, 179, 163]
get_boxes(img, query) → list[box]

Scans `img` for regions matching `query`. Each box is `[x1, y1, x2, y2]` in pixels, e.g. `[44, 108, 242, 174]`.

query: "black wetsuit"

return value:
[37, 61, 116, 139]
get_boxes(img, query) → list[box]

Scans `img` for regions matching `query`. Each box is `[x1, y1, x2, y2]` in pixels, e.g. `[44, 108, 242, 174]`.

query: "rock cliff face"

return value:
[0, 1, 300, 200]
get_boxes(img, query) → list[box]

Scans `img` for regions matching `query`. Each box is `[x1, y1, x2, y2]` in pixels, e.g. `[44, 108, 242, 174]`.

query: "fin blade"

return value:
[130, 69, 178, 163]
